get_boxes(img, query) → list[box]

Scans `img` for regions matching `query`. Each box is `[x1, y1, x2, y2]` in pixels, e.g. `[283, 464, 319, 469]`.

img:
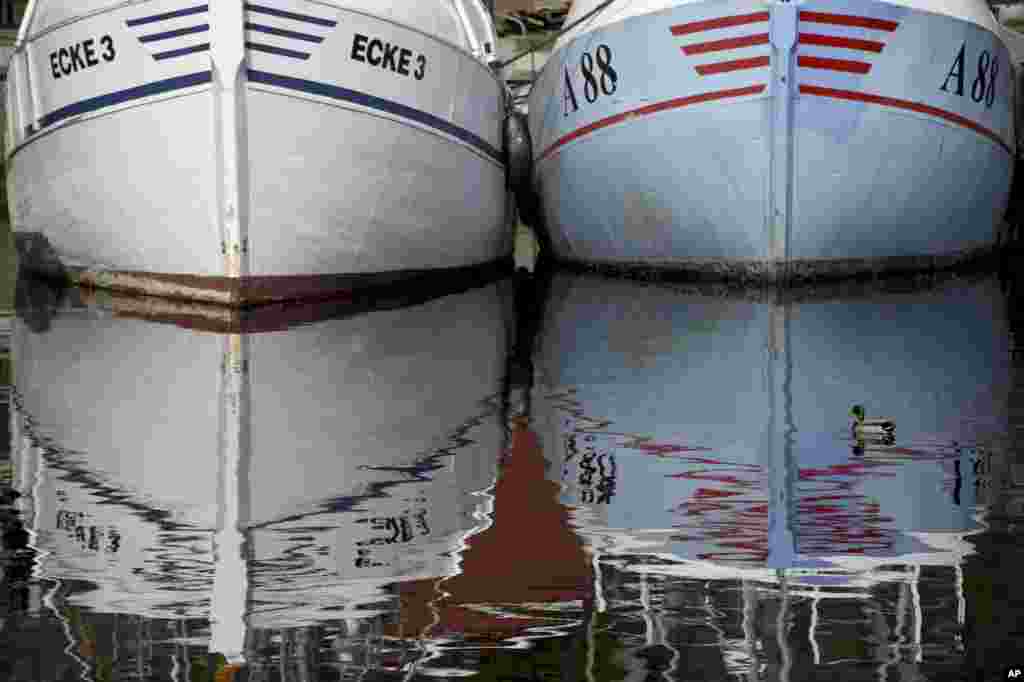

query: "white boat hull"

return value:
[5, 0, 511, 304]
[527, 0, 1017, 279]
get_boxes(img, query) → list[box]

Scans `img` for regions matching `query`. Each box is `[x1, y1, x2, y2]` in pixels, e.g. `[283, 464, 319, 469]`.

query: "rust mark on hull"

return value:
[50, 258, 514, 308]
[46, 259, 514, 333]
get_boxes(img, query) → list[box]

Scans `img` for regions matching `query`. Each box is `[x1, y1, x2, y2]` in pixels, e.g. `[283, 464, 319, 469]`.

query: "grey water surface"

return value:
[1, 255, 1023, 682]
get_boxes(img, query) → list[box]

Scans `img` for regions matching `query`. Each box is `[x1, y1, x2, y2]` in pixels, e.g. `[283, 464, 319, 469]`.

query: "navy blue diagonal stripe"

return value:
[246, 42, 309, 60]
[247, 70, 503, 164]
[139, 24, 209, 42]
[39, 71, 212, 129]
[244, 3, 336, 27]
[245, 22, 324, 43]
[153, 43, 211, 61]
[126, 4, 208, 27]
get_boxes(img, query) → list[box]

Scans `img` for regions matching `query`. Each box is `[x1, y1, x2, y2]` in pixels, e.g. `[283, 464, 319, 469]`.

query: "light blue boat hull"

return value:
[527, 0, 1017, 278]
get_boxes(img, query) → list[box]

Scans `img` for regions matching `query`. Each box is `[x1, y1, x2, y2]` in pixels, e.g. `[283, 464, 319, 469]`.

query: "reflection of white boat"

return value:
[5, 0, 511, 304]
[527, 0, 1021, 279]
[13, 279, 509, 527]
[533, 272, 1009, 569]
[10, 277, 509, 660]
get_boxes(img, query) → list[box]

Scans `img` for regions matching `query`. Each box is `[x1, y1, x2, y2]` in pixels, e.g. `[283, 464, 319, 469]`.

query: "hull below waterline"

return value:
[528, 0, 1018, 280]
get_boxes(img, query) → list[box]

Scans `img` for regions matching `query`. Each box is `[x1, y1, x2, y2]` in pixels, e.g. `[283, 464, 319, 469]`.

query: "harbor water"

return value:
[2, 217, 1024, 682]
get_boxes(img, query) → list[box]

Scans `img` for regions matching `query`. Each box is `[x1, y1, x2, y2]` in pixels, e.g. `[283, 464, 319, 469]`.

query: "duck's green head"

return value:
[850, 404, 865, 422]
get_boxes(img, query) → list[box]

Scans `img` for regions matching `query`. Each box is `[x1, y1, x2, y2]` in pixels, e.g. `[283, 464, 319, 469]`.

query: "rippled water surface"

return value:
[2, 263, 1024, 681]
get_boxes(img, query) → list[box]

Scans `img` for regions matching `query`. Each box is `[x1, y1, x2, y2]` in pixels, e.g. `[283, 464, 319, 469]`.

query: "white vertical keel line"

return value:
[809, 590, 821, 665]
[955, 562, 965, 650]
[742, 581, 758, 679]
[210, 0, 250, 280]
[211, 334, 250, 665]
[640, 571, 655, 646]
[592, 551, 607, 613]
[769, 1, 797, 272]
[912, 564, 923, 663]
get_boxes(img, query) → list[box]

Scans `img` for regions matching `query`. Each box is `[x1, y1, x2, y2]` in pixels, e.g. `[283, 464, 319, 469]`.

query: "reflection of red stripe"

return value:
[797, 55, 870, 73]
[670, 11, 769, 35]
[538, 84, 766, 161]
[668, 472, 751, 484]
[798, 33, 884, 52]
[696, 56, 770, 75]
[694, 488, 743, 498]
[799, 84, 1013, 155]
[683, 33, 769, 55]
[799, 11, 899, 31]
[802, 494, 863, 502]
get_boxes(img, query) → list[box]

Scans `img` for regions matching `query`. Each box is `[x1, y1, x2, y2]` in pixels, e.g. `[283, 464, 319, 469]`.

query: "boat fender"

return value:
[504, 111, 532, 193]
[1017, 62, 1024, 159]
[504, 111, 540, 224]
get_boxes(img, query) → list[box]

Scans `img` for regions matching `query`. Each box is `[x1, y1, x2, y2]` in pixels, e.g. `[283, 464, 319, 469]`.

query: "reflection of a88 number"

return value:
[55, 509, 121, 554]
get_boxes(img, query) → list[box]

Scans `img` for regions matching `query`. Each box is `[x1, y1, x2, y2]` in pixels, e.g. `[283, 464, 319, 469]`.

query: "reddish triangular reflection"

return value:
[390, 416, 593, 640]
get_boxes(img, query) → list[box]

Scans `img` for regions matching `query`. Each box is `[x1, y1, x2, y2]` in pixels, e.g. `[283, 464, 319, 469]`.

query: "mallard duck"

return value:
[850, 405, 895, 437]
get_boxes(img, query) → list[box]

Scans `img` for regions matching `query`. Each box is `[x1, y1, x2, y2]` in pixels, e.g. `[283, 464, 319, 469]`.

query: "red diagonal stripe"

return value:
[798, 33, 885, 52]
[797, 55, 870, 73]
[798, 84, 1012, 155]
[696, 56, 770, 75]
[799, 11, 899, 31]
[539, 84, 767, 162]
[683, 33, 769, 55]
[670, 11, 769, 35]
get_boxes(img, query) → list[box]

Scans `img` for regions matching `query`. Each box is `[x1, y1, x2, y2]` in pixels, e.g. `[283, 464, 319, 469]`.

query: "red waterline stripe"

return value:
[670, 11, 769, 35]
[696, 56, 770, 75]
[799, 11, 899, 31]
[798, 33, 885, 52]
[799, 84, 1012, 155]
[682, 33, 769, 55]
[797, 55, 871, 73]
[538, 84, 766, 162]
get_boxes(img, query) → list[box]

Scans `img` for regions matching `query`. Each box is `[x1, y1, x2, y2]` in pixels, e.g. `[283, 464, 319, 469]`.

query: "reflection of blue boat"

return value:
[532, 272, 1007, 571]
[9, 277, 509, 661]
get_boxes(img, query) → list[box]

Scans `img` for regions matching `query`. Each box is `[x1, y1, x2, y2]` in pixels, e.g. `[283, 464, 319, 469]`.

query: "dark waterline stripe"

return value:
[139, 23, 209, 43]
[39, 71, 212, 129]
[245, 22, 324, 43]
[125, 4, 208, 27]
[32, 69, 502, 164]
[246, 69, 503, 163]
[246, 42, 310, 60]
[244, 3, 337, 27]
[153, 42, 211, 60]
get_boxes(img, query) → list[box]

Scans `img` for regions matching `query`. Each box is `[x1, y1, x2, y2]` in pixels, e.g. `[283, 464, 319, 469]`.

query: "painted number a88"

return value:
[563, 44, 619, 115]
[940, 42, 998, 109]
